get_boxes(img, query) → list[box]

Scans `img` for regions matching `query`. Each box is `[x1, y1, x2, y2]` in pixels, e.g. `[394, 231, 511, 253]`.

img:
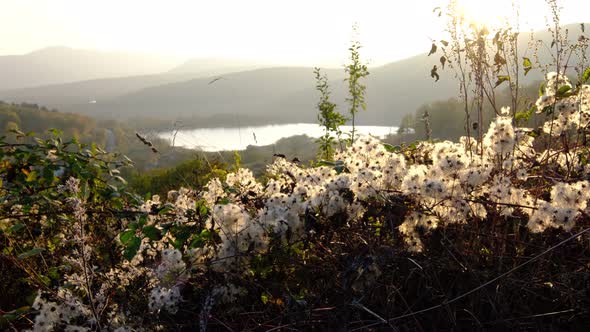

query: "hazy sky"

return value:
[1, 0, 589, 66]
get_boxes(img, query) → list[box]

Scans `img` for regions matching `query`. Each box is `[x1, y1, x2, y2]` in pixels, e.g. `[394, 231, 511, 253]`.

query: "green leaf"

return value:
[315, 160, 335, 167]
[48, 266, 60, 280]
[18, 247, 45, 259]
[261, 293, 270, 304]
[515, 106, 535, 123]
[9, 223, 25, 233]
[123, 236, 141, 260]
[539, 81, 546, 97]
[522, 57, 532, 68]
[142, 225, 161, 241]
[48, 128, 62, 137]
[128, 221, 139, 231]
[556, 85, 572, 97]
[527, 129, 541, 138]
[334, 160, 345, 174]
[524, 67, 532, 76]
[581, 67, 590, 84]
[540, 105, 553, 115]
[39, 275, 51, 286]
[138, 214, 148, 227]
[0, 306, 30, 324]
[119, 230, 136, 245]
[523, 57, 532, 76]
[110, 198, 123, 209]
[494, 75, 510, 88]
[577, 152, 587, 165]
[158, 205, 174, 215]
[190, 229, 213, 249]
[195, 200, 209, 217]
[383, 143, 401, 153]
[159, 222, 172, 234]
[172, 226, 192, 249]
[190, 236, 205, 249]
[25, 170, 37, 183]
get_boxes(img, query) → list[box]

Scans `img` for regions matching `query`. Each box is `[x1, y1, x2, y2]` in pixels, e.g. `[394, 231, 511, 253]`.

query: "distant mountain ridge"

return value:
[168, 57, 270, 76]
[1, 24, 588, 127]
[0, 46, 183, 90]
[71, 62, 453, 126]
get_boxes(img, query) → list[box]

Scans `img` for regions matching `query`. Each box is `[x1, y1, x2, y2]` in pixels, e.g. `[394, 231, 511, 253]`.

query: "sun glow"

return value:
[454, 0, 519, 29]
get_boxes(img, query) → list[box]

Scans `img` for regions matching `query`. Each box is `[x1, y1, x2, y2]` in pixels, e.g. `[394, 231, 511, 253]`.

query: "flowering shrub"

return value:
[2, 71, 590, 330]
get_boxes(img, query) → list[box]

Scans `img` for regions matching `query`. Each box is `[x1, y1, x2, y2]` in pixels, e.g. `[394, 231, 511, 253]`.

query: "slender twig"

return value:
[482, 308, 575, 325]
[210, 316, 235, 332]
[351, 299, 387, 324]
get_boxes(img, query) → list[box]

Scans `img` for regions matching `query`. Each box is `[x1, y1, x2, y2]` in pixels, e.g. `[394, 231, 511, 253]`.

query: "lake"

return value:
[158, 123, 398, 151]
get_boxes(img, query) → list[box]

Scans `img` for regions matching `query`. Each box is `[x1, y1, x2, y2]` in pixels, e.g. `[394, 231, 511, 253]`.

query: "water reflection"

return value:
[158, 123, 398, 151]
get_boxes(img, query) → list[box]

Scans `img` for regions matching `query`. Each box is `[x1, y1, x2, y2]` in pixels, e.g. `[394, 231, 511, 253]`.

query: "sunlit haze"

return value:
[453, 0, 560, 29]
[1, 0, 589, 67]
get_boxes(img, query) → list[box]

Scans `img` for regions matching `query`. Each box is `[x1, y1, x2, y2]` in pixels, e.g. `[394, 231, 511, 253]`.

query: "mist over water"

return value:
[158, 123, 398, 151]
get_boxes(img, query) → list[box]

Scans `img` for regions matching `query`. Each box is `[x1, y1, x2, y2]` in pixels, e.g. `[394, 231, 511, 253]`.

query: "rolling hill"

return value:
[70, 54, 459, 126]
[1, 24, 587, 128]
[0, 72, 203, 112]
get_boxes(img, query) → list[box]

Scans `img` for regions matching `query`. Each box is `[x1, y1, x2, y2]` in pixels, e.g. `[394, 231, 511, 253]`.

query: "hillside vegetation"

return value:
[0, 102, 319, 185]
